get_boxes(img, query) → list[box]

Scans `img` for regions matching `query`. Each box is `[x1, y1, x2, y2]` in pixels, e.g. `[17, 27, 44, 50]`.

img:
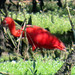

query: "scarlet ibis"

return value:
[2, 17, 66, 51]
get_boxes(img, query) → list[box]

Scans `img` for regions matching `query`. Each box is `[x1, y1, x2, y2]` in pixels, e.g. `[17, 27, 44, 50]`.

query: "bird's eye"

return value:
[2, 20, 6, 24]
[2, 20, 8, 27]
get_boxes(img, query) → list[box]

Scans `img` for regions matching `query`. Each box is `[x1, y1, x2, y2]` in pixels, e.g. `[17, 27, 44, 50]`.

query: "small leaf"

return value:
[34, 70, 37, 74]
[33, 60, 36, 70]
[29, 68, 33, 74]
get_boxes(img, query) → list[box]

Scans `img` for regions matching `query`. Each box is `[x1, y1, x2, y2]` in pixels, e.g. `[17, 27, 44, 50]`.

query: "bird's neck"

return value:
[8, 21, 23, 37]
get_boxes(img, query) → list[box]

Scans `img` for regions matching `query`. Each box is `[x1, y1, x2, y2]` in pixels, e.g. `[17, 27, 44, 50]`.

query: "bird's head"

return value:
[2, 17, 13, 27]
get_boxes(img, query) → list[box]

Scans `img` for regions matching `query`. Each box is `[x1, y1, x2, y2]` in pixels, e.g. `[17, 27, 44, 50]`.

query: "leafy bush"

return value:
[0, 58, 64, 75]
[8, 11, 72, 34]
[43, 1, 59, 12]
[0, 57, 75, 75]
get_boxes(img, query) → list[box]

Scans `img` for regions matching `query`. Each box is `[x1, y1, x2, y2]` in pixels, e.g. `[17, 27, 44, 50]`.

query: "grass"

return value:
[31, 13, 72, 34]
[71, 66, 75, 75]
[8, 11, 73, 34]
[0, 57, 64, 75]
[1, 7, 75, 75]
[0, 57, 75, 75]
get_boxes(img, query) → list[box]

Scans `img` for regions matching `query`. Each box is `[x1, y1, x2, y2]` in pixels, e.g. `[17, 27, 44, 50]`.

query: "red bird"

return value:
[2, 17, 66, 51]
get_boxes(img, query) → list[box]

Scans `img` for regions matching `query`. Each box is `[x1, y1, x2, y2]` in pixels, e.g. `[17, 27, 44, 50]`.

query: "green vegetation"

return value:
[8, 11, 72, 34]
[1, 5, 75, 75]
[71, 66, 75, 75]
[0, 57, 75, 75]
[0, 0, 75, 75]
[0, 58, 63, 75]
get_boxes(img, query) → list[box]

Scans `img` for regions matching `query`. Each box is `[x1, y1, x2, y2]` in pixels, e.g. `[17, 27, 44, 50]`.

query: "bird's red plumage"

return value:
[2, 17, 66, 51]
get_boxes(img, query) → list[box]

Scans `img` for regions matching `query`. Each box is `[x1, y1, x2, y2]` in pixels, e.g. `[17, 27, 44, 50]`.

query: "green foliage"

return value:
[43, 1, 59, 11]
[0, 58, 64, 75]
[29, 60, 37, 75]
[8, 11, 72, 34]
[0, 57, 75, 75]
[71, 66, 75, 75]
[26, 3, 33, 12]
[1, 2, 75, 74]
[31, 13, 72, 34]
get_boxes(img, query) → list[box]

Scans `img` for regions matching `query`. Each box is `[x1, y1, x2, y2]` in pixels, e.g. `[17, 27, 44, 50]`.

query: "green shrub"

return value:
[0, 58, 64, 75]
[43, 1, 59, 12]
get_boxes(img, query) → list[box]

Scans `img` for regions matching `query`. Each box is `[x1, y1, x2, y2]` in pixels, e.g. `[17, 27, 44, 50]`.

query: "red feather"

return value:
[2, 17, 66, 51]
